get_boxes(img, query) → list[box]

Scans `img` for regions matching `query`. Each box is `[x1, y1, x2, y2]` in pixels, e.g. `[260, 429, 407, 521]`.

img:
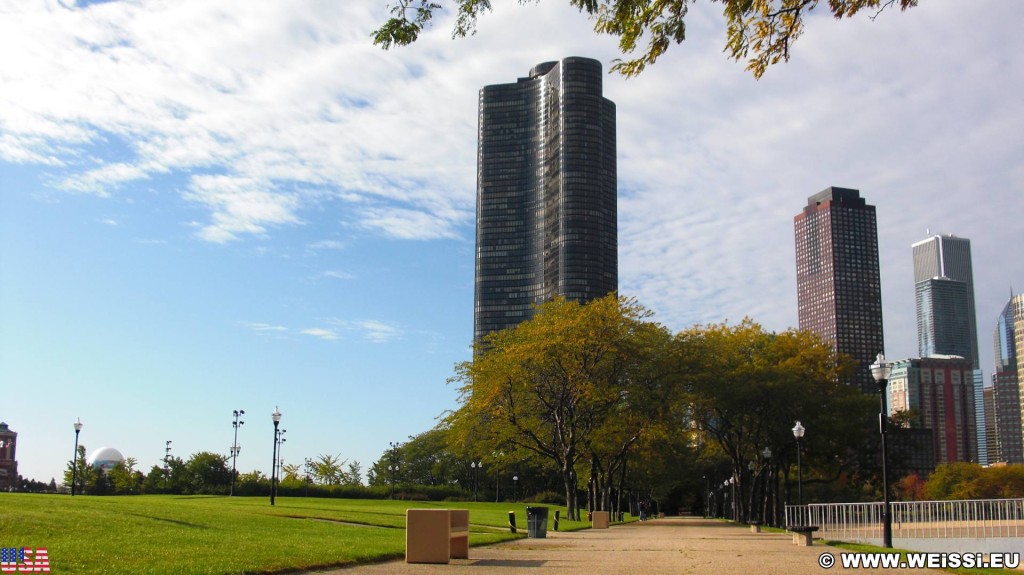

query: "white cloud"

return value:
[307, 240, 346, 251]
[351, 320, 401, 344]
[301, 321, 399, 343]
[183, 175, 300, 243]
[358, 206, 463, 240]
[300, 328, 339, 341]
[321, 270, 355, 280]
[239, 322, 289, 334]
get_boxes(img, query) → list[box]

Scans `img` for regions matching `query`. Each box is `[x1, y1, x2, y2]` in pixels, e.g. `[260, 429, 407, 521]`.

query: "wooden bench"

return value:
[591, 510, 610, 529]
[405, 509, 470, 564]
[788, 525, 819, 546]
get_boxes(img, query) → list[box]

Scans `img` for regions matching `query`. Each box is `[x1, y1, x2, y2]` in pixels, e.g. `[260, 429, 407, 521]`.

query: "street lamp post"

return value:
[747, 461, 756, 522]
[728, 476, 736, 521]
[304, 458, 312, 497]
[792, 421, 805, 505]
[512, 475, 519, 502]
[388, 441, 399, 500]
[270, 407, 281, 506]
[164, 440, 173, 489]
[702, 475, 710, 518]
[871, 352, 894, 548]
[387, 464, 399, 499]
[276, 429, 287, 480]
[71, 419, 83, 496]
[230, 409, 244, 496]
[471, 461, 481, 502]
[760, 446, 772, 524]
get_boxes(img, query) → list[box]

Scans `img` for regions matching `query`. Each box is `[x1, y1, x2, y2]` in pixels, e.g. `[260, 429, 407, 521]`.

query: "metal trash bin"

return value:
[525, 506, 549, 538]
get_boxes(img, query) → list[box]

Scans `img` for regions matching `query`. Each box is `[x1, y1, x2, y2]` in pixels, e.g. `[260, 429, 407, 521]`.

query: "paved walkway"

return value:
[305, 517, 946, 575]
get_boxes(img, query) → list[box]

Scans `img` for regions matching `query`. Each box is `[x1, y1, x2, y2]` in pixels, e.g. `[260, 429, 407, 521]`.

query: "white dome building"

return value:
[87, 447, 125, 472]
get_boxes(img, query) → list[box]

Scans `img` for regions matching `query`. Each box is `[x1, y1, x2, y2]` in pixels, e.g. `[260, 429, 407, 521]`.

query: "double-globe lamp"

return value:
[270, 407, 281, 506]
[71, 418, 83, 496]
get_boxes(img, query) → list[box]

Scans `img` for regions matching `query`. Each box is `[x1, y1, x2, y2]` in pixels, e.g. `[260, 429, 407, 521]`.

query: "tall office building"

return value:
[916, 277, 972, 360]
[912, 234, 979, 366]
[990, 294, 1024, 463]
[473, 57, 617, 343]
[911, 234, 986, 463]
[794, 187, 885, 394]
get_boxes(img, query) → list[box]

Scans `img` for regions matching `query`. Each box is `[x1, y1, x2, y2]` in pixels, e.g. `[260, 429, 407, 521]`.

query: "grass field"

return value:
[0, 494, 591, 575]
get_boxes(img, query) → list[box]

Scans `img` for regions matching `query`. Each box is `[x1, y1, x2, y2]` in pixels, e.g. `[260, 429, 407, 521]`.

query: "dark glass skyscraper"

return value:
[912, 234, 979, 368]
[794, 187, 885, 394]
[473, 57, 617, 343]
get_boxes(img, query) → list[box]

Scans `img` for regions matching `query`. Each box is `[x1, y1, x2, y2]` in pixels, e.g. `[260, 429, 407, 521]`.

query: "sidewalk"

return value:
[306, 517, 945, 575]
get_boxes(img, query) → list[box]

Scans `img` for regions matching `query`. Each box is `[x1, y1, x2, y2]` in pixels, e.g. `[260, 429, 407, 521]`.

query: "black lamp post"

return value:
[792, 421, 805, 505]
[471, 461, 481, 502]
[512, 475, 518, 502]
[760, 447, 772, 523]
[871, 352, 893, 548]
[164, 440, 173, 489]
[388, 441, 399, 499]
[230, 409, 244, 496]
[276, 429, 287, 480]
[71, 418, 83, 496]
[728, 476, 737, 520]
[304, 458, 312, 497]
[270, 407, 281, 506]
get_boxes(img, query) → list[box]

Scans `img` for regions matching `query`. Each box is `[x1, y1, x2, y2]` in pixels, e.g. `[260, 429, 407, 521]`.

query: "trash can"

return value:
[525, 506, 549, 538]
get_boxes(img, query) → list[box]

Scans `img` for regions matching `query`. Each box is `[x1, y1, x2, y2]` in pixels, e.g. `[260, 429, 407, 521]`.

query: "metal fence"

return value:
[786, 499, 1024, 543]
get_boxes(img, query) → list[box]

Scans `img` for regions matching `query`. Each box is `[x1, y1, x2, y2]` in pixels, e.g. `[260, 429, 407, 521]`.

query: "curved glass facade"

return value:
[474, 57, 617, 342]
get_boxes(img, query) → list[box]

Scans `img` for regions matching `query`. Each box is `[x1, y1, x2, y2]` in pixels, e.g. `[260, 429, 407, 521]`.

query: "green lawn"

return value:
[0, 494, 591, 575]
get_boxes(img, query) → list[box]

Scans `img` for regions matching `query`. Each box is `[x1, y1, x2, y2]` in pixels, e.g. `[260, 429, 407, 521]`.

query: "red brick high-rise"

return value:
[794, 187, 885, 394]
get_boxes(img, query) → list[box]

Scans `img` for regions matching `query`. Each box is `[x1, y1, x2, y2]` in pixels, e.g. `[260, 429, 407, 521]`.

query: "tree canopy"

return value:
[373, 0, 919, 79]
[447, 295, 680, 518]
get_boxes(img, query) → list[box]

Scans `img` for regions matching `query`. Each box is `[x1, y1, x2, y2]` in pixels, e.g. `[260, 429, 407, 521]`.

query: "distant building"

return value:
[889, 356, 977, 464]
[912, 234, 986, 464]
[0, 422, 17, 490]
[474, 57, 618, 343]
[990, 294, 1023, 463]
[916, 278, 972, 360]
[794, 187, 885, 394]
[86, 447, 125, 473]
[912, 235, 979, 367]
[983, 386, 1000, 463]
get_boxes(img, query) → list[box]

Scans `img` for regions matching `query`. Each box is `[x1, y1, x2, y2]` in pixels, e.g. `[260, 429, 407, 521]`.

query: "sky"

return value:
[1, 0, 1022, 485]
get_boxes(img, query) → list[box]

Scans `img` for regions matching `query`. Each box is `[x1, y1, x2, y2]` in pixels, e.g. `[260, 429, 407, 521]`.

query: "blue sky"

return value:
[2, 0, 1022, 484]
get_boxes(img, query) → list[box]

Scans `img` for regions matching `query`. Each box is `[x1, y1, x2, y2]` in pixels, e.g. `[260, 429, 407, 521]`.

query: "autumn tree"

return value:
[448, 294, 677, 519]
[580, 315, 683, 515]
[373, 0, 918, 79]
[684, 320, 874, 522]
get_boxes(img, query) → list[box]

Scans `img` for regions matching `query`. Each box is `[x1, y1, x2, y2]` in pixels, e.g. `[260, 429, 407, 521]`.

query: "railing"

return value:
[786, 499, 1024, 543]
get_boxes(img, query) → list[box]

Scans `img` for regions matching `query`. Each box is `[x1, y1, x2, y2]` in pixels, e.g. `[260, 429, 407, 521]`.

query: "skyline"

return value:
[2, 0, 1023, 484]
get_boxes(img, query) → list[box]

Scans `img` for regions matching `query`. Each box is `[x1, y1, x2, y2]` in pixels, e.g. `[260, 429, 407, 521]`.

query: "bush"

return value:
[526, 490, 566, 505]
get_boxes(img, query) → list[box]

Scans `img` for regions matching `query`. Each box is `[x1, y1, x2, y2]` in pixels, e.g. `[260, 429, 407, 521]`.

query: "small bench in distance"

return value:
[788, 525, 819, 546]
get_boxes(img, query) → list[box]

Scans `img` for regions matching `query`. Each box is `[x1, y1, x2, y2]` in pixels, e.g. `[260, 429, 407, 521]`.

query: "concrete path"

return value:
[305, 517, 947, 575]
